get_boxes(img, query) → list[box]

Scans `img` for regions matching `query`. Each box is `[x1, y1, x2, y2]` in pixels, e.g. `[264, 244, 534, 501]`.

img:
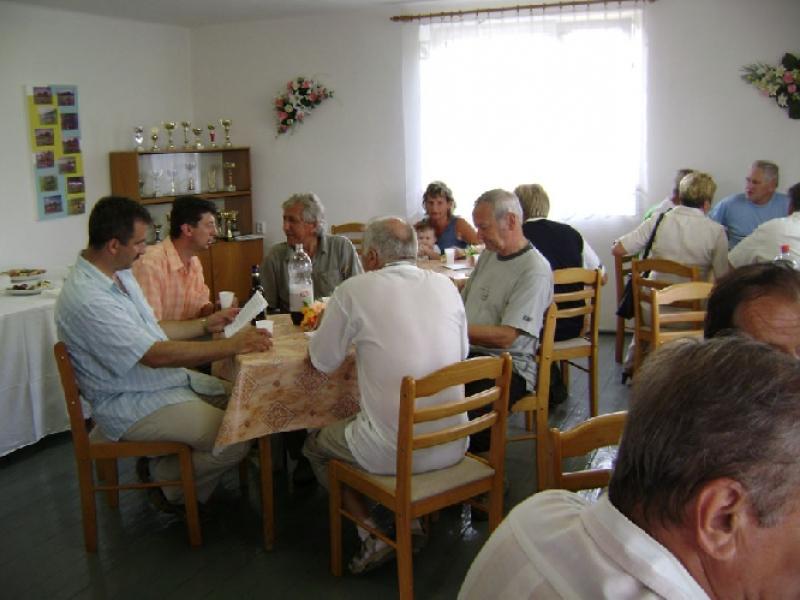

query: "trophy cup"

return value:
[168, 168, 179, 195]
[207, 124, 217, 148]
[181, 121, 192, 148]
[192, 127, 204, 149]
[206, 167, 218, 192]
[163, 122, 176, 150]
[153, 221, 163, 243]
[149, 125, 160, 151]
[150, 169, 164, 197]
[224, 162, 236, 192]
[220, 119, 233, 148]
[185, 161, 197, 191]
[133, 126, 145, 152]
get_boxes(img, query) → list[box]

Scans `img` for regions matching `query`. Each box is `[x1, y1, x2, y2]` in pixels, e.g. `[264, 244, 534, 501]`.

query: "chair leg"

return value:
[176, 447, 203, 548]
[76, 458, 99, 552]
[524, 410, 534, 431]
[488, 475, 504, 532]
[395, 510, 414, 600]
[535, 400, 550, 492]
[615, 318, 624, 363]
[589, 352, 599, 417]
[329, 463, 344, 577]
[238, 457, 249, 489]
[560, 361, 570, 391]
[104, 459, 119, 508]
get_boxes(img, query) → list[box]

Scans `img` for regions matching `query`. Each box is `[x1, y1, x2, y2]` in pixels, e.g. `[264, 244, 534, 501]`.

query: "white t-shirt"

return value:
[459, 491, 710, 600]
[309, 262, 469, 475]
[729, 212, 800, 268]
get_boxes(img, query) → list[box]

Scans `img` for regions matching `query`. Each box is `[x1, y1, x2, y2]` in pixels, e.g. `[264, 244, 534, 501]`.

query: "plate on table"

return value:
[3, 268, 47, 282]
[6, 288, 44, 296]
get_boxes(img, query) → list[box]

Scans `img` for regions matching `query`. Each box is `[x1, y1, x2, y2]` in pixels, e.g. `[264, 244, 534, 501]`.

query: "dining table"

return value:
[213, 313, 360, 550]
[0, 289, 70, 457]
[416, 257, 473, 291]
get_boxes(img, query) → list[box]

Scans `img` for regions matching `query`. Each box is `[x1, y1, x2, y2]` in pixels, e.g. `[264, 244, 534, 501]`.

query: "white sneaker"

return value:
[349, 534, 396, 575]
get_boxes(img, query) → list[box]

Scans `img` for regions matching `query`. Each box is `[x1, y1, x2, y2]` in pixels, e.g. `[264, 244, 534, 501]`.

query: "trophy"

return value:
[168, 168, 179, 195]
[150, 169, 164, 197]
[207, 124, 217, 148]
[185, 161, 197, 191]
[153, 221, 163, 243]
[224, 162, 236, 192]
[192, 127, 204, 149]
[133, 126, 145, 152]
[163, 122, 176, 150]
[181, 121, 192, 148]
[220, 119, 233, 148]
[149, 125, 160, 151]
[206, 167, 218, 192]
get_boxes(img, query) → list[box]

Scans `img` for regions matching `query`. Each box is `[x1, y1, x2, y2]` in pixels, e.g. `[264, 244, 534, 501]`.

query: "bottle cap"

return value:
[782, 244, 791, 253]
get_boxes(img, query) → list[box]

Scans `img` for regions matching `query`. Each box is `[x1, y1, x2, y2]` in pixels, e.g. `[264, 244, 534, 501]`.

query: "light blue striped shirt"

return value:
[55, 254, 224, 440]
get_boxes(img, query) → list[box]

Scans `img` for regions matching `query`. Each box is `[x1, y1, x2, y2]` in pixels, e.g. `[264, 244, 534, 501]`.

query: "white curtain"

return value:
[402, 2, 647, 220]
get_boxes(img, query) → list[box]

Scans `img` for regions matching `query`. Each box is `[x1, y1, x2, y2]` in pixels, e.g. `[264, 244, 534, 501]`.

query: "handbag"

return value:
[616, 212, 667, 319]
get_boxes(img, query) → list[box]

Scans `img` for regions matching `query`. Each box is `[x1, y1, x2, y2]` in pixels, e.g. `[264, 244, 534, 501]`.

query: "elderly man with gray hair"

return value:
[261, 192, 363, 314]
[709, 160, 789, 249]
[303, 216, 469, 575]
[461, 335, 800, 598]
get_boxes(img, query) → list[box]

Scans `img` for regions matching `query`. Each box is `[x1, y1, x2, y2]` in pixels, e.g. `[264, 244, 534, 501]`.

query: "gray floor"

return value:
[0, 334, 631, 600]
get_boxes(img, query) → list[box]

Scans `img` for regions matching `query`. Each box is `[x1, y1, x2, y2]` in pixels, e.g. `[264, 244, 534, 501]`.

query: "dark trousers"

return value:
[465, 365, 528, 454]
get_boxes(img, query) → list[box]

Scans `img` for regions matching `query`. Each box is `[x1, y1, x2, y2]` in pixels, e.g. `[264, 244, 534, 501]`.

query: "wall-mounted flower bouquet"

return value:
[274, 77, 334, 135]
[741, 53, 800, 119]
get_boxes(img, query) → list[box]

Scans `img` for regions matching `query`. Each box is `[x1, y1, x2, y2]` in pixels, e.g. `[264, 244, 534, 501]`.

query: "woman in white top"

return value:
[612, 172, 730, 381]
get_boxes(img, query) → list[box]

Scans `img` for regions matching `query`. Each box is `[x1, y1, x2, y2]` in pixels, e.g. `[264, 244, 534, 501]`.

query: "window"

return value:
[414, 6, 645, 219]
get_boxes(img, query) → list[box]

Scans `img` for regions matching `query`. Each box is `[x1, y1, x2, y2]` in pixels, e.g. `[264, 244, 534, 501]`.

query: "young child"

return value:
[414, 220, 441, 259]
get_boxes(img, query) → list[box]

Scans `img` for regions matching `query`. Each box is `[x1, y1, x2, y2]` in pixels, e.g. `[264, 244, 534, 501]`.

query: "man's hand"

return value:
[229, 325, 273, 354]
[205, 308, 240, 333]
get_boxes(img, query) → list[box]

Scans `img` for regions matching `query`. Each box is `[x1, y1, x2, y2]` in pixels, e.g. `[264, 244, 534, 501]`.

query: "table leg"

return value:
[259, 435, 274, 551]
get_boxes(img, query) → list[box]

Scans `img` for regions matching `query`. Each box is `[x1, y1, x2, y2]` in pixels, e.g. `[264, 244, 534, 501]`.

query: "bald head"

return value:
[362, 216, 417, 268]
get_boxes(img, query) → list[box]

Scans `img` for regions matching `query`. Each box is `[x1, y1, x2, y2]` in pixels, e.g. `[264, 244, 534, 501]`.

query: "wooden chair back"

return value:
[552, 268, 603, 417]
[650, 282, 714, 347]
[331, 222, 365, 255]
[549, 411, 627, 491]
[614, 253, 635, 363]
[54, 342, 202, 551]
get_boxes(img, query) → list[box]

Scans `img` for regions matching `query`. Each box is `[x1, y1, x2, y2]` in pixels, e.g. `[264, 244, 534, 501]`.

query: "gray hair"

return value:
[282, 193, 326, 236]
[752, 160, 780, 187]
[474, 189, 522, 223]
[363, 217, 417, 264]
[609, 336, 800, 529]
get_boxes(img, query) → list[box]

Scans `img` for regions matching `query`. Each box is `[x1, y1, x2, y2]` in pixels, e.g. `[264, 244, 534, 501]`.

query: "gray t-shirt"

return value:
[461, 243, 553, 391]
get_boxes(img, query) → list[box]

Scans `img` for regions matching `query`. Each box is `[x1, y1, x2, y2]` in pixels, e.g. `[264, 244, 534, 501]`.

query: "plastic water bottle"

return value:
[288, 244, 314, 325]
[774, 244, 798, 269]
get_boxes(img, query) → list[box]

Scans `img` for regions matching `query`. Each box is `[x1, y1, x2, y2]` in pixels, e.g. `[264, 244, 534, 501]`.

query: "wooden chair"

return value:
[648, 281, 714, 348]
[548, 411, 627, 491]
[614, 253, 635, 363]
[54, 342, 202, 552]
[631, 258, 700, 374]
[329, 353, 513, 600]
[506, 302, 557, 492]
[551, 268, 603, 418]
[331, 222, 365, 255]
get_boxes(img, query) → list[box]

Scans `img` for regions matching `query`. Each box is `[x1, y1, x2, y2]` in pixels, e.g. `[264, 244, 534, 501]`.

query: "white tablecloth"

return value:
[0, 292, 70, 456]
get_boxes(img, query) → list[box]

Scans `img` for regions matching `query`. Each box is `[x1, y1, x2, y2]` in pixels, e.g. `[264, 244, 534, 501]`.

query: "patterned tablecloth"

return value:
[214, 314, 360, 448]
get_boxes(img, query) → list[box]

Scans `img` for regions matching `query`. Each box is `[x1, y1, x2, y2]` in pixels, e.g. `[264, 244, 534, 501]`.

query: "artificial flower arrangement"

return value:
[465, 244, 486, 267]
[274, 77, 334, 135]
[300, 299, 328, 332]
[740, 53, 800, 119]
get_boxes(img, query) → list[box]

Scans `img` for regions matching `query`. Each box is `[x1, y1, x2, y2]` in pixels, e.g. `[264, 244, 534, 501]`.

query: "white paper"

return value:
[443, 263, 472, 271]
[223, 291, 268, 338]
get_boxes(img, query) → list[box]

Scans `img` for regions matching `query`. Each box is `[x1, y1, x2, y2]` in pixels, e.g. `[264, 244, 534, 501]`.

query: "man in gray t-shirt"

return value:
[461, 189, 553, 453]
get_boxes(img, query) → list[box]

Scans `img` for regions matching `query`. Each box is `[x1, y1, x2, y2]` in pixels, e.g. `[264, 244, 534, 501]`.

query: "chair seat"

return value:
[553, 337, 591, 352]
[348, 456, 495, 503]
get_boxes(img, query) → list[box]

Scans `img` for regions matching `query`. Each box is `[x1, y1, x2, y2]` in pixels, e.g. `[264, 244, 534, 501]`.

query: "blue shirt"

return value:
[55, 254, 224, 440]
[709, 192, 789, 249]
[433, 217, 468, 251]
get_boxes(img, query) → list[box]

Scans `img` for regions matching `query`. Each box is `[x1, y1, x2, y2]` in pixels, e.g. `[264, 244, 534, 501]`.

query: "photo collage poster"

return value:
[26, 84, 85, 220]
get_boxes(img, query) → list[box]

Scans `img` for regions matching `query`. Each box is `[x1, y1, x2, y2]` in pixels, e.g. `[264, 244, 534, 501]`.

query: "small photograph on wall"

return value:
[26, 84, 85, 220]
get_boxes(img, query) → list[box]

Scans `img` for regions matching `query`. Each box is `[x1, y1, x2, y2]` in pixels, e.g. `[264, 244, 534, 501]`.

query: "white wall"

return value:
[2, 0, 799, 328]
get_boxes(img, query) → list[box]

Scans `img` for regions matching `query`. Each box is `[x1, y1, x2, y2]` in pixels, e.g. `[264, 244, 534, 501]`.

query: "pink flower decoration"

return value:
[278, 111, 288, 120]
[309, 93, 317, 102]
[789, 84, 798, 94]
[783, 72, 795, 83]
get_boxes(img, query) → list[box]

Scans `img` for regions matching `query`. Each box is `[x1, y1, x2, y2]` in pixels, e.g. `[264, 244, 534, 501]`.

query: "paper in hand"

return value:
[223, 291, 268, 338]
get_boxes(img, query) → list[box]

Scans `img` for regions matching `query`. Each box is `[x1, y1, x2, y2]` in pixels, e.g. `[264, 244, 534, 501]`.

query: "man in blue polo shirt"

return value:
[709, 160, 789, 249]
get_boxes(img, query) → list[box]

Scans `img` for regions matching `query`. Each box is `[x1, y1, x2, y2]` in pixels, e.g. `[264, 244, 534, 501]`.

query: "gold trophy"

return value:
[149, 125, 160, 151]
[220, 119, 233, 148]
[192, 127, 204, 149]
[181, 121, 192, 148]
[163, 122, 176, 150]
[207, 124, 217, 148]
[185, 161, 197, 192]
[133, 126, 145, 152]
[224, 162, 236, 192]
[206, 167, 218, 192]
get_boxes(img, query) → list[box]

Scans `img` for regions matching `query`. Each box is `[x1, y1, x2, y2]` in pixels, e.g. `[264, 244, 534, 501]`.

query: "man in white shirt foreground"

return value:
[460, 336, 800, 599]
[303, 217, 469, 575]
[729, 181, 800, 268]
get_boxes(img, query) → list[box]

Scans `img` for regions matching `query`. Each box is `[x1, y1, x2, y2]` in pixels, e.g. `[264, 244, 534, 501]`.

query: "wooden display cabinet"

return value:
[110, 147, 262, 303]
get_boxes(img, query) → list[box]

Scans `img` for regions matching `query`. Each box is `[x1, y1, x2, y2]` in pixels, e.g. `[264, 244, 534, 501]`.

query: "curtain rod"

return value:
[390, 0, 656, 23]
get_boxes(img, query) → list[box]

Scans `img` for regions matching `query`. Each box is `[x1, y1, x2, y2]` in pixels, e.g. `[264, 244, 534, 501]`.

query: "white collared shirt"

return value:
[729, 212, 800, 268]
